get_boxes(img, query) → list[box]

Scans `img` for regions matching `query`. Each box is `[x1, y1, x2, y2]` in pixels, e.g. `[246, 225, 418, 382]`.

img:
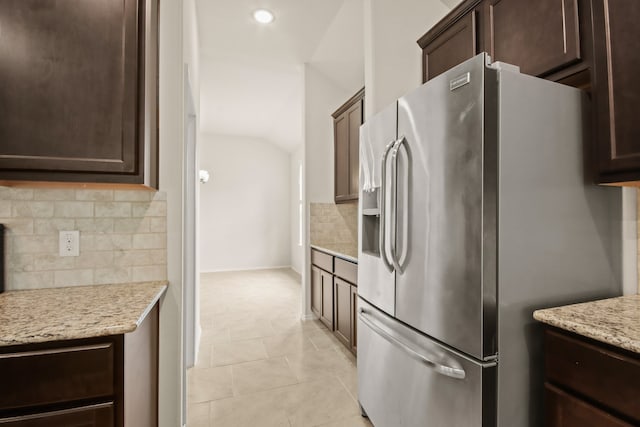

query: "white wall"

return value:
[158, 0, 184, 425]
[290, 147, 304, 275]
[183, 0, 202, 378]
[199, 134, 291, 272]
[184, 0, 200, 111]
[301, 0, 365, 317]
[301, 65, 358, 317]
[304, 65, 356, 203]
[157, 0, 201, 424]
[364, 0, 450, 118]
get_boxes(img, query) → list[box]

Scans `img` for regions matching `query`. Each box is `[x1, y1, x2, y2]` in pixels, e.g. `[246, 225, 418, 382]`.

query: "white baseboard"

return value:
[200, 265, 292, 273]
[301, 313, 317, 321]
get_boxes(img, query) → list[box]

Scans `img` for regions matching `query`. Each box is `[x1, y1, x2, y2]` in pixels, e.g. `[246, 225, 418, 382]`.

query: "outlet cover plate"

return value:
[59, 230, 80, 257]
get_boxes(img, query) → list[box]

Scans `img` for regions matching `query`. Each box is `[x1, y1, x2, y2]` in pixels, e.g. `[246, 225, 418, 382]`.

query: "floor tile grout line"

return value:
[335, 373, 359, 404]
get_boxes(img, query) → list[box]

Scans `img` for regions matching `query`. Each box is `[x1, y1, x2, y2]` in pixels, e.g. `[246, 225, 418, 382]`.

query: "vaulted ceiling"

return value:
[195, 0, 458, 152]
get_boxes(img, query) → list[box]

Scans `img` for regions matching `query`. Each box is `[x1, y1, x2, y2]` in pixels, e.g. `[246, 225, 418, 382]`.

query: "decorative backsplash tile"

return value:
[310, 202, 358, 256]
[0, 187, 167, 290]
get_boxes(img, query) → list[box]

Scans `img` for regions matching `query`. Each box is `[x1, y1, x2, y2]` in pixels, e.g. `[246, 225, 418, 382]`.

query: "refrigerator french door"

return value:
[358, 53, 497, 427]
[359, 54, 496, 360]
[357, 53, 621, 427]
[358, 102, 398, 316]
[393, 53, 497, 361]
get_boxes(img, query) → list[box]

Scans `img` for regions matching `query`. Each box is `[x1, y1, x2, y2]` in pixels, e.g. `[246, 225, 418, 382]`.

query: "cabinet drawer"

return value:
[0, 402, 114, 427]
[311, 249, 333, 273]
[0, 342, 115, 411]
[545, 329, 640, 421]
[334, 258, 357, 285]
[545, 383, 633, 427]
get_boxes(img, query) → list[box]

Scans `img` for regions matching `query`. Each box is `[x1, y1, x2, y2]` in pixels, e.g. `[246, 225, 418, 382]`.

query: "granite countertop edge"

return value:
[533, 294, 640, 354]
[310, 244, 358, 263]
[0, 281, 168, 348]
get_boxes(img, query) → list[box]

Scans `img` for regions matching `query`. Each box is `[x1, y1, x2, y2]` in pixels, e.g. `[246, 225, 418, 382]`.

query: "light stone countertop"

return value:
[310, 244, 358, 263]
[0, 281, 167, 347]
[533, 294, 640, 354]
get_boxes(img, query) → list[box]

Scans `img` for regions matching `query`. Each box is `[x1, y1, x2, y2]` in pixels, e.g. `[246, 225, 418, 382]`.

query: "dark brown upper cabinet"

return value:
[484, 0, 581, 77]
[418, 0, 640, 185]
[0, 0, 159, 187]
[591, 0, 640, 184]
[420, 7, 479, 82]
[333, 88, 364, 204]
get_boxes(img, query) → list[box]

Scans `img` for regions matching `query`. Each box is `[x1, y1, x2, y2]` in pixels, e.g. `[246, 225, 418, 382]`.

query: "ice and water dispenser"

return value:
[360, 188, 380, 256]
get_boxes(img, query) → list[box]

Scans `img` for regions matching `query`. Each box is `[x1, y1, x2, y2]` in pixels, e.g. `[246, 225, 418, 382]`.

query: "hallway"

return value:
[187, 269, 371, 427]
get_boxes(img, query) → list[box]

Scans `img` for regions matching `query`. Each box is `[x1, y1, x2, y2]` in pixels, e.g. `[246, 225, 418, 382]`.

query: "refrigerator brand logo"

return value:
[450, 72, 471, 91]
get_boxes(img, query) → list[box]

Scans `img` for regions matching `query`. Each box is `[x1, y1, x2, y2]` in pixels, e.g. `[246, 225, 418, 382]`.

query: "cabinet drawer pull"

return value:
[0, 402, 113, 423]
[0, 343, 112, 360]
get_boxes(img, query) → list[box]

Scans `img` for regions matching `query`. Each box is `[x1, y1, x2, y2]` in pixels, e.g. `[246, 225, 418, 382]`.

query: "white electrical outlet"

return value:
[59, 230, 80, 257]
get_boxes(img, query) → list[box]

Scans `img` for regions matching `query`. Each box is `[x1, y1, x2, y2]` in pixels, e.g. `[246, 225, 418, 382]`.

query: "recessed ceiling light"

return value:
[253, 9, 274, 24]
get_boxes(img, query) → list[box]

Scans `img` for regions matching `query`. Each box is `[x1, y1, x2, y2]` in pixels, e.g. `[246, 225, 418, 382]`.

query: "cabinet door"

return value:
[545, 383, 633, 427]
[311, 266, 322, 318]
[333, 278, 352, 347]
[591, 0, 640, 183]
[350, 285, 358, 355]
[0, 402, 114, 427]
[0, 0, 158, 186]
[334, 112, 350, 201]
[422, 12, 478, 82]
[545, 328, 640, 421]
[484, 0, 581, 77]
[347, 100, 362, 198]
[333, 89, 364, 204]
[320, 270, 334, 330]
[334, 101, 362, 203]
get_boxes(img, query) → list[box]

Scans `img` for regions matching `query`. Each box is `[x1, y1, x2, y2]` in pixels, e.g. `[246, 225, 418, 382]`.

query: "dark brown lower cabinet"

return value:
[334, 278, 358, 355]
[0, 403, 114, 427]
[0, 305, 159, 427]
[543, 327, 640, 426]
[311, 266, 322, 318]
[545, 384, 633, 427]
[350, 285, 358, 354]
[334, 278, 352, 348]
[320, 269, 334, 330]
[311, 248, 358, 355]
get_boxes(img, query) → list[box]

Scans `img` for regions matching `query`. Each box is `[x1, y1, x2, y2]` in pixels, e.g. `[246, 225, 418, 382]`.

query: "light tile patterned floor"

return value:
[187, 269, 372, 427]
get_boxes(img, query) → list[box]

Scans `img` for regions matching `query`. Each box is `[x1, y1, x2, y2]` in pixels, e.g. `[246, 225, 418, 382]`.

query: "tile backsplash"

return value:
[0, 187, 167, 290]
[310, 202, 358, 257]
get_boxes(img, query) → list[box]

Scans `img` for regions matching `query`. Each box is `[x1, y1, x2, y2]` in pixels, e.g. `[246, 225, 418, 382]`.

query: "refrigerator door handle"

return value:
[359, 308, 467, 380]
[390, 136, 408, 273]
[379, 140, 395, 273]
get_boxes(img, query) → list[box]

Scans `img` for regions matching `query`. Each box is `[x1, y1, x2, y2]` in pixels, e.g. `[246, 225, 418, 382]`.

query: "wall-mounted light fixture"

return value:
[199, 170, 210, 184]
[253, 9, 274, 24]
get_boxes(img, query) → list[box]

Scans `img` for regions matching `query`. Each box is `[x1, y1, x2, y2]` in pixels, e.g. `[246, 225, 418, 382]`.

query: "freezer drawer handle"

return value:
[359, 308, 466, 380]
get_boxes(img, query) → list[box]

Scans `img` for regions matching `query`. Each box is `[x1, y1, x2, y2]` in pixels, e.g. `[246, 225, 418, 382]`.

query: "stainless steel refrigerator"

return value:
[357, 53, 621, 427]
